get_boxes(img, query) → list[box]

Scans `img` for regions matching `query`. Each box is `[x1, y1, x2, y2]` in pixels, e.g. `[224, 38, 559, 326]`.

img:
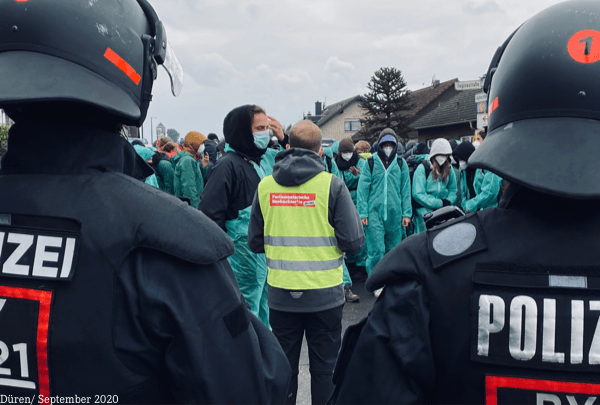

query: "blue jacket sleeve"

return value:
[412, 165, 443, 210]
[458, 170, 469, 212]
[465, 170, 502, 212]
[331, 158, 342, 179]
[179, 158, 200, 208]
[446, 167, 458, 205]
[159, 160, 175, 194]
[356, 160, 372, 219]
[400, 158, 412, 218]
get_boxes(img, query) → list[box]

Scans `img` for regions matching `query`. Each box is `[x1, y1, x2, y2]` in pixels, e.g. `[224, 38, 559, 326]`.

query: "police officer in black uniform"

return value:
[0, 0, 291, 402]
[329, 1, 600, 403]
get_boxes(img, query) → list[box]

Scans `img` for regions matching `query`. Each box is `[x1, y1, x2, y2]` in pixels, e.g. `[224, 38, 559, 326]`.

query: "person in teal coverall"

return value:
[412, 138, 458, 234]
[323, 142, 360, 302]
[336, 138, 368, 270]
[357, 129, 412, 297]
[133, 144, 159, 188]
[452, 140, 502, 212]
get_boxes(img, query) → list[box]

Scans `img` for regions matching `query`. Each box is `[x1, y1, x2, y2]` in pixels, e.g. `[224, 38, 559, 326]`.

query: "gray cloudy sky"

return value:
[140, 0, 564, 142]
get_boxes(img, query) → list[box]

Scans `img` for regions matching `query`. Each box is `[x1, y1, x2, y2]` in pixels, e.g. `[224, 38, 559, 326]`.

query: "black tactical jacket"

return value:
[330, 185, 600, 404]
[0, 122, 291, 403]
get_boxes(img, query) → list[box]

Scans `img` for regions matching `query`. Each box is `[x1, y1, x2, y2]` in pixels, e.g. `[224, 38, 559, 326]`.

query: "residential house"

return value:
[304, 96, 365, 141]
[410, 86, 481, 145]
[0, 109, 13, 126]
[305, 77, 483, 145]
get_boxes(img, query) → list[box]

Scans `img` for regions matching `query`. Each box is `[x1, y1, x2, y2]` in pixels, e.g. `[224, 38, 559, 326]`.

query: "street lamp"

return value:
[150, 116, 158, 145]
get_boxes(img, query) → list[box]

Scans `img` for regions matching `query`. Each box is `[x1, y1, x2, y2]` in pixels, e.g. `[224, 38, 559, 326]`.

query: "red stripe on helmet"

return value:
[104, 48, 141, 85]
[488, 97, 499, 116]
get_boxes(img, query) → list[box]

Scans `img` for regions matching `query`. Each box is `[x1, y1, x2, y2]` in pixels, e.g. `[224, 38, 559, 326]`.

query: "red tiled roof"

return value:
[403, 78, 458, 117]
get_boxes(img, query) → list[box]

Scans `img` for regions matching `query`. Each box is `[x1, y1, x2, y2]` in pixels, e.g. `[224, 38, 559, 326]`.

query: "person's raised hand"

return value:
[267, 115, 284, 140]
[201, 152, 210, 167]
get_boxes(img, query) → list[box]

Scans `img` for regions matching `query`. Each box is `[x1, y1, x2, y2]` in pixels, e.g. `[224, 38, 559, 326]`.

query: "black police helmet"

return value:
[470, 0, 600, 198]
[0, 0, 182, 127]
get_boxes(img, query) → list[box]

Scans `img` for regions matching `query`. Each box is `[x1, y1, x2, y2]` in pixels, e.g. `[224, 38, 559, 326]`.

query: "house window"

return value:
[460, 135, 474, 143]
[344, 120, 360, 131]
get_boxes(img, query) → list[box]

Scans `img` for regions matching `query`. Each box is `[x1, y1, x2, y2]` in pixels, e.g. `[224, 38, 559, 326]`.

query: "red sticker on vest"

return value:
[568, 30, 600, 64]
[270, 193, 316, 207]
[486, 376, 600, 405]
[0, 286, 52, 396]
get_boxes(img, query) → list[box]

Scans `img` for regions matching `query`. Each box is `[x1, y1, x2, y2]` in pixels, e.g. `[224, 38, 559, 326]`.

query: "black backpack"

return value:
[405, 156, 430, 210]
[324, 155, 333, 173]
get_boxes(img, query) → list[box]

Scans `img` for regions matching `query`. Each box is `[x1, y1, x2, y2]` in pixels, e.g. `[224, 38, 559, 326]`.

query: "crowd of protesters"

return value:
[130, 107, 502, 404]
[135, 114, 501, 303]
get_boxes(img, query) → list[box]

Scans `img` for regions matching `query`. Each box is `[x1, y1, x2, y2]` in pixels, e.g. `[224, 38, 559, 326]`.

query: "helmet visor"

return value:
[469, 117, 600, 198]
[162, 43, 183, 97]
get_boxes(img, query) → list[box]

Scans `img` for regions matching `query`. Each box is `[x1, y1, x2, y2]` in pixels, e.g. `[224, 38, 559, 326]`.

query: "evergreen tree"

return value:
[167, 128, 180, 141]
[359, 67, 414, 145]
[0, 125, 9, 157]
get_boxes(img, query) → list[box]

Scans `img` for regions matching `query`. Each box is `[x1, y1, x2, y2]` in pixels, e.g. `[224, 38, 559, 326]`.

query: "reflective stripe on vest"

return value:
[264, 236, 338, 247]
[258, 171, 343, 290]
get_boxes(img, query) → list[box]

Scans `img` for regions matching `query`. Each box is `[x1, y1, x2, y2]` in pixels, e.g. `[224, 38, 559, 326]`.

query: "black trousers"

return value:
[270, 305, 344, 405]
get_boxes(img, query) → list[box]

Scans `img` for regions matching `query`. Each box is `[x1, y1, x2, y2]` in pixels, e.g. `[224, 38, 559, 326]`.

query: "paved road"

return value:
[296, 273, 376, 405]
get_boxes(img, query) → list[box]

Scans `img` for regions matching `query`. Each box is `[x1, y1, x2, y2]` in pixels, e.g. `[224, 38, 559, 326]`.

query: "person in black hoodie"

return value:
[199, 104, 287, 327]
[201, 134, 219, 183]
[452, 141, 477, 210]
[151, 136, 175, 193]
[248, 120, 364, 405]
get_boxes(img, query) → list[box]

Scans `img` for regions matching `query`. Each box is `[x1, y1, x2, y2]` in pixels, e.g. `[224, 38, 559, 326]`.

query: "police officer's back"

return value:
[0, 1, 290, 402]
[330, 2, 600, 403]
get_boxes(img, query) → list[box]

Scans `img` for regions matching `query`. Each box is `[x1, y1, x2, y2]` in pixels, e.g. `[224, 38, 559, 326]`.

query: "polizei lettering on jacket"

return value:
[0, 227, 79, 281]
[472, 291, 600, 371]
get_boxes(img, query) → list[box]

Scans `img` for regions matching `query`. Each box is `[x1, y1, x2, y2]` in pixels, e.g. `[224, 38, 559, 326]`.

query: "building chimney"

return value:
[315, 101, 322, 116]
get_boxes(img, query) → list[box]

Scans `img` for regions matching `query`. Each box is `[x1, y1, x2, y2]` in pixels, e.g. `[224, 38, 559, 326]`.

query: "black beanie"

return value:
[453, 141, 476, 162]
[414, 143, 430, 155]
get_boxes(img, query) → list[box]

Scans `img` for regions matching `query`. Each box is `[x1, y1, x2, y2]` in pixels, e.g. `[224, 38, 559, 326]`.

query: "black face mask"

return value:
[335, 150, 359, 171]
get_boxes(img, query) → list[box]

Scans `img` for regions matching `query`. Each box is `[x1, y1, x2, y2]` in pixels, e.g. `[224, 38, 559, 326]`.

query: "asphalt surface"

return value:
[296, 264, 376, 405]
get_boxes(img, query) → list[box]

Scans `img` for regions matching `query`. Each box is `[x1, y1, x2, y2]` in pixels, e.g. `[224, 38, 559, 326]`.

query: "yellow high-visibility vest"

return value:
[258, 171, 343, 290]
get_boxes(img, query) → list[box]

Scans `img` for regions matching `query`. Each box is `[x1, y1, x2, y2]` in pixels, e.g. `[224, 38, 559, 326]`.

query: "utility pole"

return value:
[150, 116, 158, 144]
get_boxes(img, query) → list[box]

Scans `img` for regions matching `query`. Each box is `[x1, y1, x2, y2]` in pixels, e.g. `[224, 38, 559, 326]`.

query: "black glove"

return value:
[442, 199, 451, 207]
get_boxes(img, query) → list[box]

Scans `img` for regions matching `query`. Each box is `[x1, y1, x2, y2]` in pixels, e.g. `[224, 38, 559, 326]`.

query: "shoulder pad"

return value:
[366, 213, 487, 291]
[110, 173, 234, 266]
[426, 212, 487, 271]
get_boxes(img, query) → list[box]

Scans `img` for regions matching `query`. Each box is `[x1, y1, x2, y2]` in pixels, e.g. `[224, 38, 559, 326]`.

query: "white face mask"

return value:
[253, 129, 271, 149]
[198, 144, 205, 154]
[435, 155, 447, 166]
[341, 152, 353, 161]
[383, 147, 393, 157]
[473, 141, 481, 149]
[459, 161, 468, 170]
